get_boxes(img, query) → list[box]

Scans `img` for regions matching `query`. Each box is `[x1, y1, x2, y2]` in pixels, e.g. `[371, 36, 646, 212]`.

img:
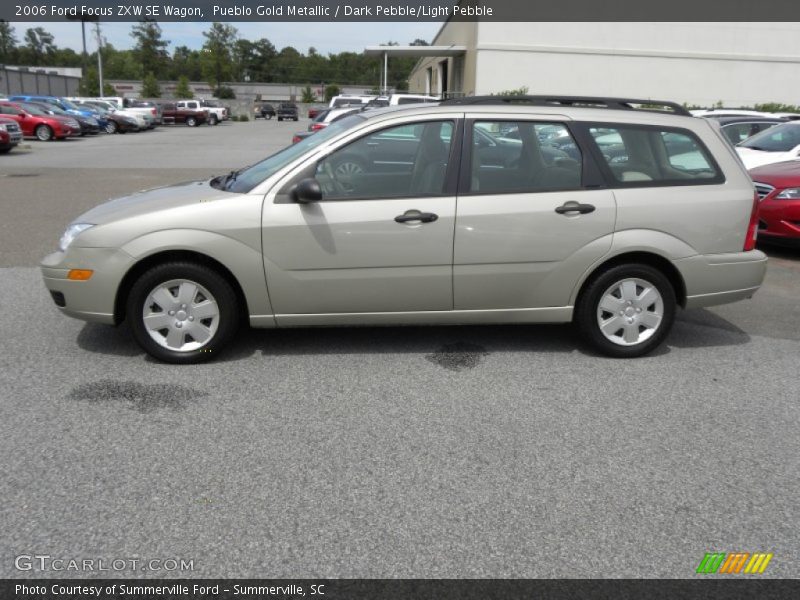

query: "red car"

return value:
[750, 160, 800, 246]
[0, 117, 23, 153]
[0, 101, 81, 140]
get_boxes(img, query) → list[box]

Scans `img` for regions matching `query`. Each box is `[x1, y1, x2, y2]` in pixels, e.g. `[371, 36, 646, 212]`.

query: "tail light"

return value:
[310, 123, 326, 132]
[292, 135, 302, 144]
[150, 108, 156, 116]
[743, 190, 759, 251]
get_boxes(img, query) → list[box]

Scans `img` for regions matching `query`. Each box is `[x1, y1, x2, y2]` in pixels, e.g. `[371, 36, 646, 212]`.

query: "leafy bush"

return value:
[238, 114, 249, 122]
[324, 84, 341, 102]
[214, 86, 236, 99]
[301, 85, 317, 103]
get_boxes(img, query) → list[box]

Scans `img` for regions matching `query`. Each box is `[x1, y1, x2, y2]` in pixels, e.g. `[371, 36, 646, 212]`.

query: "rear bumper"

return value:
[676, 250, 768, 309]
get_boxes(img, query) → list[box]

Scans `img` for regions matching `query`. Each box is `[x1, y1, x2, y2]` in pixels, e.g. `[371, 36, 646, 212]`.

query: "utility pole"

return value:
[94, 22, 103, 95]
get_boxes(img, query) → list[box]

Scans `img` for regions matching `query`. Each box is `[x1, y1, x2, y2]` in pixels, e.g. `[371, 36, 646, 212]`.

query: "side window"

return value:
[469, 121, 582, 194]
[315, 120, 454, 200]
[588, 125, 721, 183]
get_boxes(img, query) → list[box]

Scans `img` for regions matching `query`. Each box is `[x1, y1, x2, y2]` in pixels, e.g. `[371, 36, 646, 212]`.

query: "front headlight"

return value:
[59, 223, 94, 252]
[775, 188, 800, 200]
[0, 124, 7, 132]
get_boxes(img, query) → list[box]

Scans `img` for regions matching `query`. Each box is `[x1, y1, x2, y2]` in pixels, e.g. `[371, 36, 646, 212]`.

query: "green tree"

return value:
[24, 27, 55, 66]
[0, 22, 18, 63]
[141, 71, 161, 98]
[174, 75, 193, 98]
[324, 84, 341, 102]
[300, 85, 316, 103]
[131, 20, 169, 78]
[201, 22, 238, 90]
[170, 45, 203, 81]
[79, 66, 116, 96]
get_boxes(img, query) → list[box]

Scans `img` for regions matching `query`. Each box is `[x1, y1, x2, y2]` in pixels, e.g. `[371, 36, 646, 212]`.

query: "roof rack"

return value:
[439, 95, 692, 117]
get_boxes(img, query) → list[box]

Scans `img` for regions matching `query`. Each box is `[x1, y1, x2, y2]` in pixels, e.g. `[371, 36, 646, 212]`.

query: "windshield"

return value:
[221, 115, 365, 194]
[60, 99, 81, 111]
[36, 103, 67, 115]
[19, 103, 51, 116]
[739, 122, 800, 152]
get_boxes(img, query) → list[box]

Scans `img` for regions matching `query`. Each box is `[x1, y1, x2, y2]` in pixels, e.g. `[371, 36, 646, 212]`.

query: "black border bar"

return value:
[3, 579, 800, 600]
[3, 0, 800, 22]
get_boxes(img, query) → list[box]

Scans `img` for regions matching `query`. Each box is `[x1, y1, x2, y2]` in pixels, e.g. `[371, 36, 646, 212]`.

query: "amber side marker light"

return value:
[67, 269, 94, 281]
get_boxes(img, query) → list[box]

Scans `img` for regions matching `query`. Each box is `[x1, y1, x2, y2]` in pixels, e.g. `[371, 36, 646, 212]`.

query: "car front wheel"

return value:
[127, 262, 240, 364]
[35, 124, 54, 141]
[575, 264, 676, 358]
[186, 117, 197, 127]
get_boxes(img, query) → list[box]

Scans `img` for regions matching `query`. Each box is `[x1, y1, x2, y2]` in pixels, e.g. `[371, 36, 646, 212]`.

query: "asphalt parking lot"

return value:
[1, 121, 798, 578]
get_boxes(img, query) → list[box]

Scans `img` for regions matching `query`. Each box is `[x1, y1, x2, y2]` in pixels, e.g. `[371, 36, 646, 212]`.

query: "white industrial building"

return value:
[404, 22, 800, 107]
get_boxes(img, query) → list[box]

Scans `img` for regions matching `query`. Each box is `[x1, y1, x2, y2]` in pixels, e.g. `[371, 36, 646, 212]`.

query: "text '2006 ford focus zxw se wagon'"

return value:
[41, 96, 768, 363]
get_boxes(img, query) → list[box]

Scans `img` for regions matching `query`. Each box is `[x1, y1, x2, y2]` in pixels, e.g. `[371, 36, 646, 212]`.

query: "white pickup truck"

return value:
[175, 99, 227, 125]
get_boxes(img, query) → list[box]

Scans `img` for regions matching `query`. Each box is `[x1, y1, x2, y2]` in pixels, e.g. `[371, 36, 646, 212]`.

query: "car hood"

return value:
[736, 147, 795, 169]
[749, 159, 800, 186]
[75, 179, 238, 226]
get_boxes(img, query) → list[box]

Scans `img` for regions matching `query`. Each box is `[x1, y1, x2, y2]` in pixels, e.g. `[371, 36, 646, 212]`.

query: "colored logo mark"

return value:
[696, 552, 773, 574]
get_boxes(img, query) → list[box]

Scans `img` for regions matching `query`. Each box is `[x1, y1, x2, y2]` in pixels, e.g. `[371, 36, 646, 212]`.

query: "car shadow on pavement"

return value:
[227, 323, 580, 363]
[75, 311, 750, 363]
[670, 308, 750, 348]
[77, 322, 142, 357]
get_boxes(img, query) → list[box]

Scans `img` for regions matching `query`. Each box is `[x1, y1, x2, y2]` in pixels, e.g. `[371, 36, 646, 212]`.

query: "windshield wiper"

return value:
[210, 169, 240, 190]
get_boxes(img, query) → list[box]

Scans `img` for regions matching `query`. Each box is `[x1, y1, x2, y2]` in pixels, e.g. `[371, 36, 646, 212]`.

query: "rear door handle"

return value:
[395, 210, 438, 224]
[555, 202, 595, 215]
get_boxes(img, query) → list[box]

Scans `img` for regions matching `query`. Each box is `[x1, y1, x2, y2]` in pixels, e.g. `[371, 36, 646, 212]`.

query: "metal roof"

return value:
[363, 45, 467, 57]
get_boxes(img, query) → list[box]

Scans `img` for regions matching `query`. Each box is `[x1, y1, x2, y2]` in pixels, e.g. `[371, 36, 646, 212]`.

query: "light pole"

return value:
[94, 22, 103, 95]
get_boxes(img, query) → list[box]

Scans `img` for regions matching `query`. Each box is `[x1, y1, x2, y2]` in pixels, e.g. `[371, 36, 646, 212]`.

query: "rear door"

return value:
[453, 116, 617, 310]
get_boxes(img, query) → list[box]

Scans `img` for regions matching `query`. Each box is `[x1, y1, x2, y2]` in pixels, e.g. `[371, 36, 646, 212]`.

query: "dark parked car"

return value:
[750, 160, 800, 247]
[277, 103, 299, 121]
[254, 103, 276, 119]
[0, 117, 23, 153]
[705, 115, 787, 146]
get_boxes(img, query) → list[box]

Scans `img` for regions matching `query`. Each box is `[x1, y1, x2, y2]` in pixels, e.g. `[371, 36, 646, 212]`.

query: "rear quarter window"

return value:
[583, 123, 724, 186]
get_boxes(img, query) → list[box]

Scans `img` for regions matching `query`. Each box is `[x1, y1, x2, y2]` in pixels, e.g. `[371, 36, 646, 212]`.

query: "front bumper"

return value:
[675, 250, 768, 309]
[40, 247, 135, 324]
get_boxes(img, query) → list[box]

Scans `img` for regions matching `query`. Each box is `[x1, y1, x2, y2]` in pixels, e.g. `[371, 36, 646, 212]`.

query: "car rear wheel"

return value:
[35, 124, 53, 141]
[575, 264, 676, 358]
[186, 116, 197, 127]
[209, 115, 218, 126]
[127, 262, 240, 364]
[105, 121, 118, 134]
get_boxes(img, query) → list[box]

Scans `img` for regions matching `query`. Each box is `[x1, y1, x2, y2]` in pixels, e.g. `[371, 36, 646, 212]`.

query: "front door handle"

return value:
[555, 202, 595, 215]
[395, 210, 438, 224]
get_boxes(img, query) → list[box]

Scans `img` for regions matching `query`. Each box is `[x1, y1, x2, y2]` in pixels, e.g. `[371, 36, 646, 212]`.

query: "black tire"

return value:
[209, 115, 218, 126]
[105, 121, 118, 134]
[186, 116, 197, 127]
[277, 117, 282, 121]
[0, 147, 11, 154]
[293, 117, 298, 121]
[35, 124, 53, 141]
[575, 263, 676, 358]
[127, 262, 240, 364]
[266, 114, 272, 120]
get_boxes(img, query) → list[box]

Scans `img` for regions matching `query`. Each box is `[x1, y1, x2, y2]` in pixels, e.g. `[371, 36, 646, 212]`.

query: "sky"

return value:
[10, 21, 443, 55]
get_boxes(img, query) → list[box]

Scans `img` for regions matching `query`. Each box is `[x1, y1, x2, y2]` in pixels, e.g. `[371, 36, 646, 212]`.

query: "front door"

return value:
[262, 118, 461, 317]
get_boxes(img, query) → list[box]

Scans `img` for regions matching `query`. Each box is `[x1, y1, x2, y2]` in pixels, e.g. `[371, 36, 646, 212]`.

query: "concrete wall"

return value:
[0, 66, 81, 97]
[411, 22, 800, 107]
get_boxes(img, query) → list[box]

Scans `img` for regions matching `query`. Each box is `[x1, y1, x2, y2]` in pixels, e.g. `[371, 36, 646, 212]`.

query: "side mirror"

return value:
[291, 178, 323, 204]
